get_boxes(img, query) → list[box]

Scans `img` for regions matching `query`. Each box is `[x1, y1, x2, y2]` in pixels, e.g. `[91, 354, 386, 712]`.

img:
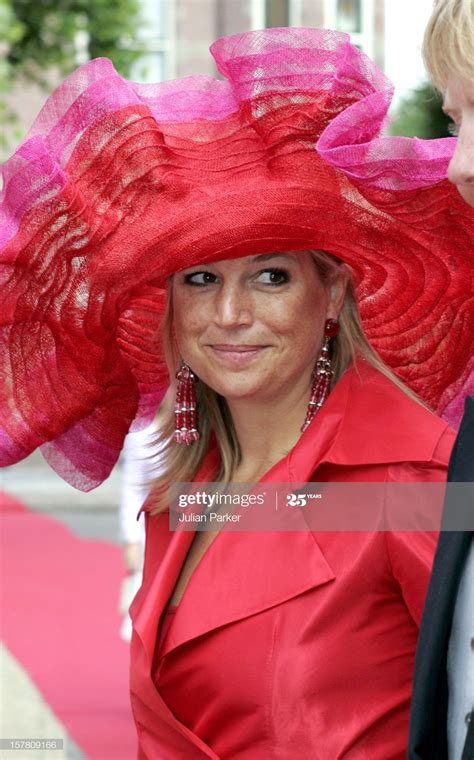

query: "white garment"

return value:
[119, 421, 162, 544]
[119, 569, 144, 642]
[118, 420, 164, 641]
[447, 538, 474, 760]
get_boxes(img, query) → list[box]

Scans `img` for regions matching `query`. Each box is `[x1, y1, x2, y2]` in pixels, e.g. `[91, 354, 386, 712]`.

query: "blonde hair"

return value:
[423, 0, 474, 90]
[148, 250, 425, 514]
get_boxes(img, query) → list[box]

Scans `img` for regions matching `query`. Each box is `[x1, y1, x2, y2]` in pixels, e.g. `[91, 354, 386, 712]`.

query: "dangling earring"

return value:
[301, 318, 339, 432]
[173, 361, 200, 445]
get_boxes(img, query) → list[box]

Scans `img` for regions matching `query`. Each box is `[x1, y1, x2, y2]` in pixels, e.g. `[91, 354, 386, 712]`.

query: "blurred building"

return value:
[133, 0, 384, 82]
[3, 1, 386, 160]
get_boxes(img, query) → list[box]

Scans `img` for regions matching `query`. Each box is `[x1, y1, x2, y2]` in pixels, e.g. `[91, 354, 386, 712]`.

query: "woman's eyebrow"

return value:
[251, 253, 292, 263]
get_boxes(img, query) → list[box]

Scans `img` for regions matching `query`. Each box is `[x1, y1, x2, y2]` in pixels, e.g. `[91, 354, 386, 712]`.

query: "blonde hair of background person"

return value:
[423, 0, 473, 88]
[423, 0, 474, 206]
[149, 249, 425, 512]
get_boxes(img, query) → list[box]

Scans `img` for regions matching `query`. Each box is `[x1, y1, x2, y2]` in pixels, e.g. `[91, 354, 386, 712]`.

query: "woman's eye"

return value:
[256, 268, 290, 286]
[447, 121, 460, 137]
[184, 271, 217, 286]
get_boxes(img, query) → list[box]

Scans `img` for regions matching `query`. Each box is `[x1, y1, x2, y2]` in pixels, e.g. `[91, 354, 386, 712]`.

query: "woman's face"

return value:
[172, 251, 346, 405]
[444, 73, 474, 208]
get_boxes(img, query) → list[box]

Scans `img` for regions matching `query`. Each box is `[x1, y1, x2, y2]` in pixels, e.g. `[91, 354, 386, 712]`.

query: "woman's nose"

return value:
[214, 283, 253, 328]
[447, 122, 474, 189]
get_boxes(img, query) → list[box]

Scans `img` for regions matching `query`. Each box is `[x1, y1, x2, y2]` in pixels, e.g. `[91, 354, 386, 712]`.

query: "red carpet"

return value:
[0, 491, 138, 760]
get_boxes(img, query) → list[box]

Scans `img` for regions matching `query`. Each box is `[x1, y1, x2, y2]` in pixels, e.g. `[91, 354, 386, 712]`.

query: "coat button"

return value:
[465, 711, 472, 725]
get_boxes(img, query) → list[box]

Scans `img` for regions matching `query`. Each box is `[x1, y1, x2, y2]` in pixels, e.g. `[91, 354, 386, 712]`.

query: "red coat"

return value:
[129, 363, 455, 759]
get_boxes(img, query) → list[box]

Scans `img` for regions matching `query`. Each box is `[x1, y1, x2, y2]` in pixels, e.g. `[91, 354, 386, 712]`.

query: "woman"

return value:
[1, 28, 473, 759]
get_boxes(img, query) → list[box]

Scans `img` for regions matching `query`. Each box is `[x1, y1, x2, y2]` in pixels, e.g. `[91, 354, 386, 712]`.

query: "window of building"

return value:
[251, 0, 301, 29]
[129, 0, 175, 82]
[324, 0, 374, 59]
[265, 0, 289, 27]
[336, 0, 361, 33]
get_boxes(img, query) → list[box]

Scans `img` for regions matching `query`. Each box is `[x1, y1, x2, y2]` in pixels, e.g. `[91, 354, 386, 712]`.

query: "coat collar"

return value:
[131, 360, 450, 664]
[132, 513, 335, 667]
[289, 359, 451, 472]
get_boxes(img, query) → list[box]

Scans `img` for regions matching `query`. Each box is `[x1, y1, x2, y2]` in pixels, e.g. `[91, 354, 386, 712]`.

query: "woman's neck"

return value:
[226, 381, 312, 482]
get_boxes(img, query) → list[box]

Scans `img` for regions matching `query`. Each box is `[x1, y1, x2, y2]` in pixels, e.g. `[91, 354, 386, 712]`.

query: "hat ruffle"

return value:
[0, 27, 472, 489]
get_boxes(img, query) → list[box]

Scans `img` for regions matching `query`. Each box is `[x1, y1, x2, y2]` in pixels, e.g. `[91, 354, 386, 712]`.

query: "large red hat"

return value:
[0, 27, 472, 490]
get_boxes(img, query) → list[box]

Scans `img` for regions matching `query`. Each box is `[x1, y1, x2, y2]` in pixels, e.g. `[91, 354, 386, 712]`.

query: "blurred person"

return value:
[0, 27, 473, 759]
[408, 2, 474, 759]
[423, 0, 474, 207]
[118, 423, 150, 642]
[119, 392, 171, 641]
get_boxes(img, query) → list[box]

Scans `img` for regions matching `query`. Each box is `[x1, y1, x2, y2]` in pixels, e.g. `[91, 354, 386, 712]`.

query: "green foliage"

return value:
[390, 81, 452, 139]
[4, 0, 145, 84]
[0, 0, 146, 150]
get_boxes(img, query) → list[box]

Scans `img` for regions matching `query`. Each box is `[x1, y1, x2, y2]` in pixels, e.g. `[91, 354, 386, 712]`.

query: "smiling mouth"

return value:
[208, 345, 268, 363]
[210, 344, 266, 351]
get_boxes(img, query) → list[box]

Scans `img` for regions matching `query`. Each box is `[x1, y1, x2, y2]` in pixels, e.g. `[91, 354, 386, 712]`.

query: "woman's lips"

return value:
[208, 344, 268, 365]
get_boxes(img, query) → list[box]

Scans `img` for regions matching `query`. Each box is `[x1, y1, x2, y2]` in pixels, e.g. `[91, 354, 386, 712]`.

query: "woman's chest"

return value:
[167, 530, 220, 606]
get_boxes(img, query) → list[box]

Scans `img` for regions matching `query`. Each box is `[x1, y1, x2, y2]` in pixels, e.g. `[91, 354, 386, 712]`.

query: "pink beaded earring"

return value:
[301, 318, 340, 432]
[173, 361, 200, 445]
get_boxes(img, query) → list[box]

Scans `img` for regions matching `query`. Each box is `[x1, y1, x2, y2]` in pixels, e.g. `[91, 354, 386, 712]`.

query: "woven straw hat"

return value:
[0, 27, 472, 489]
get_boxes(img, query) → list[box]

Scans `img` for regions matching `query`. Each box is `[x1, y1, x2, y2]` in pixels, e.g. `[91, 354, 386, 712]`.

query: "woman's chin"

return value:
[210, 383, 268, 402]
[201, 373, 272, 402]
[195, 360, 273, 401]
